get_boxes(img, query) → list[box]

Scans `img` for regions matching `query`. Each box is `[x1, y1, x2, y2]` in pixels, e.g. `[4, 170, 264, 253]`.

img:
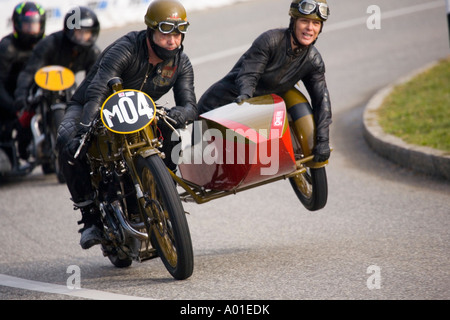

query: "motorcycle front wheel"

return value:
[289, 167, 327, 211]
[136, 155, 193, 280]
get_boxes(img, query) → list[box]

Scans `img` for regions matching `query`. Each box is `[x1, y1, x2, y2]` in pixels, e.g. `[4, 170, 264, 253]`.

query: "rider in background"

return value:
[13, 6, 101, 161]
[57, 0, 197, 250]
[198, 0, 332, 163]
[0, 2, 45, 165]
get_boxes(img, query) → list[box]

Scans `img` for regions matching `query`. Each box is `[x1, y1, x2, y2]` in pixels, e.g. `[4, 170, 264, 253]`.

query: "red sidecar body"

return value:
[178, 94, 296, 191]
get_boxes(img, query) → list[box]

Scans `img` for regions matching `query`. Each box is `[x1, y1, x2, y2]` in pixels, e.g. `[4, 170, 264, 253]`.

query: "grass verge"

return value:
[377, 56, 450, 153]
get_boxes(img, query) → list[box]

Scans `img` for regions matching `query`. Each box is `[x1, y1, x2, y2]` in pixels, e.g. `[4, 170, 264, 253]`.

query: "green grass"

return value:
[377, 56, 450, 153]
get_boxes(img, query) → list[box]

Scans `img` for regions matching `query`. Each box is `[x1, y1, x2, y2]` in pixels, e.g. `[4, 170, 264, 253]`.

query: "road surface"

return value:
[1, 0, 449, 302]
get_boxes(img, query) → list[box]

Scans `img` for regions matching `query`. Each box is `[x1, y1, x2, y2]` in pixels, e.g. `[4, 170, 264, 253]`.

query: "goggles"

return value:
[157, 21, 189, 34]
[292, 0, 329, 21]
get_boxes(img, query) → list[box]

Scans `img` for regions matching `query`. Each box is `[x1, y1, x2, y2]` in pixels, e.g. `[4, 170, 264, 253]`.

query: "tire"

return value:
[101, 202, 137, 269]
[102, 245, 133, 268]
[289, 167, 328, 211]
[41, 108, 65, 179]
[136, 155, 193, 280]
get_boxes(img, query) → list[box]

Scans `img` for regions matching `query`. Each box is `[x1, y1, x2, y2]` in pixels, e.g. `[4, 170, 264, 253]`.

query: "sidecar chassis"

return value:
[170, 155, 314, 204]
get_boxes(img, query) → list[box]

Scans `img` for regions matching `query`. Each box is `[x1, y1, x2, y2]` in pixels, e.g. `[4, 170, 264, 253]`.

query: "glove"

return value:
[66, 126, 89, 163]
[312, 139, 330, 163]
[234, 94, 250, 104]
[168, 106, 187, 128]
[17, 110, 35, 128]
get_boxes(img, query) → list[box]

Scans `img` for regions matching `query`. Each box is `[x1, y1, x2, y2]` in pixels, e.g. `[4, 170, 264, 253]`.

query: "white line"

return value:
[326, 1, 443, 32]
[0, 274, 152, 300]
[191, 44, 250, 66]
[191, 1, 444, 66]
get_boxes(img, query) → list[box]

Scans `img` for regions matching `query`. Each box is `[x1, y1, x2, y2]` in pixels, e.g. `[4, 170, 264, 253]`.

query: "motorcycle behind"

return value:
[0, 65, 75, 182]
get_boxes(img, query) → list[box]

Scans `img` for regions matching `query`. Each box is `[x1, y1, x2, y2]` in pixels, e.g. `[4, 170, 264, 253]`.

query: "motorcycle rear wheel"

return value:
[289, 167, 327, 211]
[136, 155, 193, 280]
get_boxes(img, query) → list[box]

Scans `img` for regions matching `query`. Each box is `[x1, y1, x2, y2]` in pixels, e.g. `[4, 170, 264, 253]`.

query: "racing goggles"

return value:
[157, 21, 189, 34]
[292, 0, 330, 21]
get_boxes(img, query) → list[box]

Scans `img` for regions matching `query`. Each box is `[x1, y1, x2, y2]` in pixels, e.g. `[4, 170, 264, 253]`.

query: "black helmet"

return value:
[12, 2, 46, 48]
[64, 6, 100, 47]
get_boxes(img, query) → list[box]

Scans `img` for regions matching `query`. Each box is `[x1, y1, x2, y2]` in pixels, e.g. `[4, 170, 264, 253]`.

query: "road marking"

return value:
[191, 1, 444, 66]
[191, 44, 250, 66]
[326, 1, 443, 32]
[0, 274, 152, 300]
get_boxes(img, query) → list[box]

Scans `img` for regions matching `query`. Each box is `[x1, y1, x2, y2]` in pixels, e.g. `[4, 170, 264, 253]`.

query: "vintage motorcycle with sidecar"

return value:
[72, 77, 330, 280]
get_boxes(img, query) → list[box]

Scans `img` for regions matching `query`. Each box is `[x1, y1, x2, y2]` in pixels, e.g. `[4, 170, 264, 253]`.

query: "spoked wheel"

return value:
[136, 155, 193, 280]
[289, 167, 328, 211]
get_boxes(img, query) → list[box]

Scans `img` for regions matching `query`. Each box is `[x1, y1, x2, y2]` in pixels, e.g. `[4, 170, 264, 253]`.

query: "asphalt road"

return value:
[1, 0, 449, 302]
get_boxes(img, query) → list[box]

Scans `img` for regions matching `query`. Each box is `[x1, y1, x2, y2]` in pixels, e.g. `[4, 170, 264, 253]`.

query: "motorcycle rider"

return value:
[57, 0, 197, 250]
[198, 0, 332, 163]
[13, 6, 101, 161]
[0, 2, 46, 168]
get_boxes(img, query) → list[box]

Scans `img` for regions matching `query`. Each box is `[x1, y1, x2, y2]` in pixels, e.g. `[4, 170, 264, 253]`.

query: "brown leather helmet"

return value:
[145, 0, 189, 33]
[289, 0, 329, 22]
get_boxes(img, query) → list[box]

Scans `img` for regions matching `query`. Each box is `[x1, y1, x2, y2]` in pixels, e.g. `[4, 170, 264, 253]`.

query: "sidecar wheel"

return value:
[289, 167, 327, 211]
[136, 155, 193, 280]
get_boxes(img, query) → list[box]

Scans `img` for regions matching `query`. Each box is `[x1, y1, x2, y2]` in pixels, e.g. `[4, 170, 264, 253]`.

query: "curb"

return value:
[362, 60, 450, 181]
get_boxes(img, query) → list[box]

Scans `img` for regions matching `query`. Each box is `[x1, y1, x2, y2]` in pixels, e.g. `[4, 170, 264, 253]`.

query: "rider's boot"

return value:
[76, 202, 104, 249]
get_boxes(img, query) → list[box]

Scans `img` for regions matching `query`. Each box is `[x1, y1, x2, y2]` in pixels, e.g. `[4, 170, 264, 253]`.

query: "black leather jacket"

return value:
[0, 34, 34, 116]
[14, 30, 100, 101]
[71, 30, 197, 127]
[198, 28, 331, 141]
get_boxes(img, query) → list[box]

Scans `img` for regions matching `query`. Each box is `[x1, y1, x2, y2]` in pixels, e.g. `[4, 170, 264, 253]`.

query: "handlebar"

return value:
[157, 107, 181, 138]
[73, 106, 181, 160]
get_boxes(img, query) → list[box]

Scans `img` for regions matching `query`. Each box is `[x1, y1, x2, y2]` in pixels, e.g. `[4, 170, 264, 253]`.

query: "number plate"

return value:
[101, 89, 156, 134]
[34, 65, 75, 91]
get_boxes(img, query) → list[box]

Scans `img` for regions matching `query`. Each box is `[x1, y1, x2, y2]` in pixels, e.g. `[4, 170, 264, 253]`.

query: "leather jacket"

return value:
[14, 30, 100, 101]
[198, 28, 331, 141]
[0, 34, 34, 116]
[70, 30, 197, 127]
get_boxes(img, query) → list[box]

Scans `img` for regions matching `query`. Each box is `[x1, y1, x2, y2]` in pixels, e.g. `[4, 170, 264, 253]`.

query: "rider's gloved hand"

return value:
[168, 106, 187, 128]
[17, 110, 35, 128]
[234, 94, 250, 104]
[66, 126, 89, 163]
[15, 97, 34, 128]
[312, 138, 330, 163]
